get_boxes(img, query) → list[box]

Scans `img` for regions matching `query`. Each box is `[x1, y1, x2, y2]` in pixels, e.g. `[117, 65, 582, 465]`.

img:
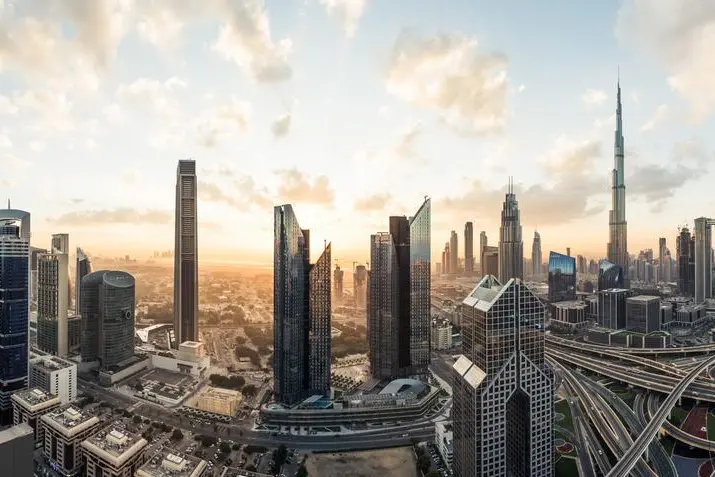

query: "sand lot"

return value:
[304, 447, 417, 477]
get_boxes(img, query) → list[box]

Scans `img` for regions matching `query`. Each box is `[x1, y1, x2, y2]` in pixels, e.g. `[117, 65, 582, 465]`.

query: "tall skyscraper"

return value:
[442, 242, 450, 275]
[498, 178, 523, 282]
[449, 230, 458, 275]
[368, 198, 430, 379]
[548, 251, 576, 302]
[80, 271, 136, 369]
[479, 231, 487, 275]
[333, 264, 344, 301]
[453, 276, 552, 476]
[37, 234, 70, 357]
[353, 265, 367, 308]
[677, 227, 696, 297]
[29, 247, 46, 305]
[607, 80, 629, 272]
[694, 217, 715, 303]
[658, 237, 666, 283]
[531, 231, 542, 277]
[75, 247, 92, 313]
[0, 207, 30, 424]
[273, 205, 331, 404]
[464, 222, 474, 275]
[173, 159, 198, 347]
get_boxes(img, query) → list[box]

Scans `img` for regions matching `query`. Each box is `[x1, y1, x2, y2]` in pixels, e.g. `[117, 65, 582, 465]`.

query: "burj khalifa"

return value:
[607, 80, 628, 271]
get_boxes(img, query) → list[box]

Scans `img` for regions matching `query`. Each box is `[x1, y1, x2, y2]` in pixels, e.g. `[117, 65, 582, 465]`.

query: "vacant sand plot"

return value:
[305, 447, 416, 477]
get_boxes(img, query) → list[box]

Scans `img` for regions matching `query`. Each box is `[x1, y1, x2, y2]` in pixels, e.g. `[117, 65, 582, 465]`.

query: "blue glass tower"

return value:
[598, 259, 625, 291]
[0, 208, 30, 424]
[547, 251, 576, 302]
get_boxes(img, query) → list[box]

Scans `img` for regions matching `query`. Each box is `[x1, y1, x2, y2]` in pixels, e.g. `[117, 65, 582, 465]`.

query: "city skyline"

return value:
[1, 1, 714, 264]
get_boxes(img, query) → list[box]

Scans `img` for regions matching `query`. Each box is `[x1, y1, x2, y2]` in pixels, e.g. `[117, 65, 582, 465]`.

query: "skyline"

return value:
[1, 1, 714, 264]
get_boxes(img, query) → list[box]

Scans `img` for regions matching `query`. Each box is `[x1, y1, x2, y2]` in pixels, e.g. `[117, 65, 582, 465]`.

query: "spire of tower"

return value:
[6, 199, 9, 209]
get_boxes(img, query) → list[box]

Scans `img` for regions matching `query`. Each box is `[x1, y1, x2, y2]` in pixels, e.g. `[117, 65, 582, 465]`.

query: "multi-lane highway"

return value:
[547, 334, 715, 355]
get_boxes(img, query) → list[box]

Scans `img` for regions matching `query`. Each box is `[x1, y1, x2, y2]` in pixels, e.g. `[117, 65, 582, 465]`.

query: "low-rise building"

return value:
[81, 427, 148, 477]
[435, 420, 453, 471]
[29, 353, 77, 404]
[550, 301, 588, 328]
[0, 423, 34, 477]
[135, 448, 208, 477]
[11, 387, 61, 444]
[189, 386, 242, 417]
[41, 405, 101, 476]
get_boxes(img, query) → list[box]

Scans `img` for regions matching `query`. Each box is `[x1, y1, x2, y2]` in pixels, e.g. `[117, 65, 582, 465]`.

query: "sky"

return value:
[1, 0, 714, 266]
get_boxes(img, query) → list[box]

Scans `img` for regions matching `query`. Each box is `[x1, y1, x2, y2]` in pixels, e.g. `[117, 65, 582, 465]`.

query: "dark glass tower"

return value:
[75, 247, 92, 313]
[80, 271, 136, 369]
[0, 209, 30, 424]
[464, 222, 474, 275]
[273, 205, 331, 405]
[453, 276, 552, 476]
[677, 226, 696, 297]
[498, 178, 523, 282]
[548, 251, 576, 302]
[598, 259, 625, 291]
[174, 159, 198, 347]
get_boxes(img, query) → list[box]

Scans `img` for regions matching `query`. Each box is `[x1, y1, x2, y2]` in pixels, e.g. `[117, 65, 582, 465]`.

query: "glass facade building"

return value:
[80, 271, 136, 369]
[174, 159, 199, 347]
[369, 233, 400, 379]
[75, 247, 91, 313]
[409, 199, 431, 375]
[453, 276, 553, 477]
[0, 210, 30, 424]
[273, 205, 331, 405]
[548, 251, 576, 302]
[598, 259, 625, 291]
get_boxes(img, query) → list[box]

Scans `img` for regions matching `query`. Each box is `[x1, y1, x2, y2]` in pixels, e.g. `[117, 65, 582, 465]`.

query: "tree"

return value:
[231, 443, 240, 451]
[425, 471, 441, 477]
[242, 384, 258, 396]
[132, 415, 142, 424]
[296, 464, 308, 477]
[171, 429, 183, 441]
[220, 442, 231, 454]
[416, 455, 431, 473]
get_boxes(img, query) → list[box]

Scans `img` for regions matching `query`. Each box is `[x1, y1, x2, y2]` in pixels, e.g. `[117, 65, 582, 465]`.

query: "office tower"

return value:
[11, 388, 61, 444]
[498, 178, 523, 282]
[479, 231, 487, 275]
[548, 251, 576, 302]
[30, 247, 46, 304]
[29, 354, 77, 404]
[482, 246, 499, 276]
[576, 255, 586, 274]
[464, 222, 474, 275]
[450, 230, 458, 275]
[532, 231, 542, 276]
[37, 234, 70, 357]
[663, 251, 672, 282]
[436, 262, 442, 275]
[442, 242, 450, 274]
[75, 247, 92, 312]
[80, 270, 136, 369]
[0, 423, 34, 477]
[41, 405, 101, 477]
[333, 265, 344, 301]
[694, 217, 715, 303]
[566, 247, 571, 257]
[173, 159, 198, 348]
[658, 238, 666, 282]
[607, 80, 629, 272]
[598, 288, 629, 329]
[353, 264, 367, 309]
[368, 198, 431, 379]
[453, 276, 552, 476]
[81, 427, 149, 477]
[626, 295, 660, 333]
[598, 259, 625, 291]
[0, 207, 30, 424]
[274, 205, 332, 404]
[677, 227, 696, 296]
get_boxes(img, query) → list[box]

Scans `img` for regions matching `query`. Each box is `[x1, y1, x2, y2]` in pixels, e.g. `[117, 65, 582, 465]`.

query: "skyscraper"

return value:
[442, 242, 450, 275]
[0, 207, 30, 424]
[453, 276, 552, 476]
[498, 178, 523, 282]
[29, 247, 46, 305]
[532, 231, 542, 277]
[36, 235, 70, 357]
[75, 247, 92, 313]
[548, 251, 576, 302]
[607, 80, 629, 272]
[694, 217, 715, 303]
[479, 231, 487, 275]
[598, 259, 625, 291]
[173, 159, 198, 347]
[449, 230, 458, 275]
[464, 222, 474, 275]
[333, 265, 344, 302]
[677, 227, 696, 297]
[658, 237, 666, 283]
[80, 271, 136, 369]
[353, 265, 367, 309]
[368, 198, 431, 379]
[273, 205, 331, 404]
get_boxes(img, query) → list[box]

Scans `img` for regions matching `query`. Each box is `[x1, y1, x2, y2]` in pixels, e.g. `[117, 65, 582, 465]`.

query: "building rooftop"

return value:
[31, 355, 75, 373]
[0, 423, 33, 445]
[81, 427, 148, 467]
[41, 405, 100, 437]
[135, 448, 208, 477]
[552, 300, 587, 309]
[11, 387, 61, 411]
[601, 288, 630, 294]
[627, 295, 660, 302]
[199, 386, 241, 400]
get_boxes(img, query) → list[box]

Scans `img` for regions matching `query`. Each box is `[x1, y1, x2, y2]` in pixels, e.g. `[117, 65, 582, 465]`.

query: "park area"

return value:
[304, 448, 417, 477]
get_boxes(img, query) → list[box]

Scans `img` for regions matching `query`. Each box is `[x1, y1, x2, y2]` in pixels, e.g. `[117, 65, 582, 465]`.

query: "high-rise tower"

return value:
[658, 238, 666, 283]
[607, 80, 629, 272]
[75, 247, 92, 313]
[464, 222, 474, 275]
[532, 230, 542, 276]
[37, 234, 70, 357]
[479, 231, 487, 275]
[498, 178, 523, 282]
[173, 159, 198, 348]
[449, 230, 458, 275]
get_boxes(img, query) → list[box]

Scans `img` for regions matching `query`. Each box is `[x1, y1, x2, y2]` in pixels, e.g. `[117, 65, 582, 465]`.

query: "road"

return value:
[547, 334, 715, 355]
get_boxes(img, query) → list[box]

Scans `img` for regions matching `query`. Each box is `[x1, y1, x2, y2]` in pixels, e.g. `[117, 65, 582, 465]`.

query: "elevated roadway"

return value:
[646, 392, 715, 453]
[547, 334, 715, 355]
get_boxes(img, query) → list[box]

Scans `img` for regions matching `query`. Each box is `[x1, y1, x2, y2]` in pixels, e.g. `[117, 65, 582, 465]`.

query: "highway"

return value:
[607, 354, 715, 476]
[645, 392, 715, 452]
[546, 334, 715, 355]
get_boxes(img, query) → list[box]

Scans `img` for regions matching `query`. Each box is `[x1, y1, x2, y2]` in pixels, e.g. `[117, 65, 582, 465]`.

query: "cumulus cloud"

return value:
[116, 77, 188, 117]
[616, 0, 715, 119]
[386, 30, 509, 135]
[354, 193, 391, 212]
[394, 121, 422, 159]
[319, 0, 367, 38]
[195, 97, 251, 148]
[198, 177, 271, 210]
[0, 132, 11, 149]
[640, 104, 669, 132]
[275, 168, 334, 205]
[581, 89, 607, 106]
[51, 208, 172, 226]
[271, 113, 291, 138]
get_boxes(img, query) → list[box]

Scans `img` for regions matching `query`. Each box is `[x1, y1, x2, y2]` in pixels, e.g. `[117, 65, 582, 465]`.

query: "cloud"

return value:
[195, 97, 251, 148]
[616, 0, 715, 120]
[0, 179, 14, 188]
[386, 30, 509, 135]
[517, 84, 526, 93]
[211, 0, 293, 83]
[198, 177, 271, 210]
[2, 89, 76, 131]
[319, 0, 367, 38]
[0, 154, 32, 168]
[275, 168, 334, 205]
[122, 169, 142, 184]
[271, 113, 291, 138]
[0, 132, 11, 149]
[581, 89, 607, 106]
[0, 95, 19, 115]
[640, 104, 669, 132]
[116, 77, 188, 117]
[51, 208, 172, 226]
[394, 121, 422, 159]
[354, 193, 392, 212]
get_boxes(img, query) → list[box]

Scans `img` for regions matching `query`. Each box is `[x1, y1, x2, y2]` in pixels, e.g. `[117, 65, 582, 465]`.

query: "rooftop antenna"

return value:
[6, 199, 9, 209]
